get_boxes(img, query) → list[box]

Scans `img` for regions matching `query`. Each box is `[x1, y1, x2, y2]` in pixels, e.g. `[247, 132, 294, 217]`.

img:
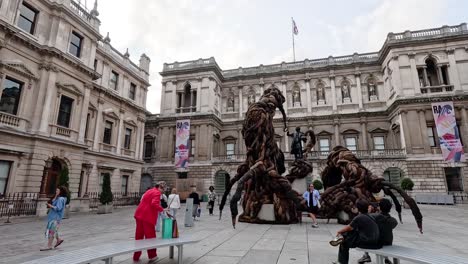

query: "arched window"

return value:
[292, 85, 301, 107]
[316, 82, 325, 104]
[177, 82, 197, 113]
[417, 57, 450, 91]
[367, 77, 378, 101]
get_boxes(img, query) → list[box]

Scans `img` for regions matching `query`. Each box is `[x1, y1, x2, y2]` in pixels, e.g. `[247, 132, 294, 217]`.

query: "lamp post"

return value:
[83, 162, 92, 198]
[39, 159, 53, 198]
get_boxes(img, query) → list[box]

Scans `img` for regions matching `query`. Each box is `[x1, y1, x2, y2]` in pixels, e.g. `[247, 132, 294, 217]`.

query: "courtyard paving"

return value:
[0, 203, 467, 264]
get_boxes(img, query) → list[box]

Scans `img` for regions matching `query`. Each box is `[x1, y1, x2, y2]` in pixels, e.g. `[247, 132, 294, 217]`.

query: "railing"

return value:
[88, 192, 142, 210]
[212, 154, 247, 162]
[69, 0, 91, 22]
[100, 143, 116, 152]
[0, 112, 20, 127]
[176, 106, 196, 113]
[96, 43, 147, 82]
[85, 138, 94, 148]
[420, 85, 454, 94]
[387, 23, 467, 42]
[122, 148, 135, 156]
[163, 57, 217, 71]
[56, 126, 71, 137]
[0, 193, 38, 218]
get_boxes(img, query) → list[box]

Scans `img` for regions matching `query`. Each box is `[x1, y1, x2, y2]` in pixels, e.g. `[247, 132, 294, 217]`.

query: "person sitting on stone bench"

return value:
[358, 199, 398, 264]
[330, 199, 381, 264]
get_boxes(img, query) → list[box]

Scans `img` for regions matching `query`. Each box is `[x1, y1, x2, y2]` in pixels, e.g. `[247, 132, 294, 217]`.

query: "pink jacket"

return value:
[134, 188, 164, 225]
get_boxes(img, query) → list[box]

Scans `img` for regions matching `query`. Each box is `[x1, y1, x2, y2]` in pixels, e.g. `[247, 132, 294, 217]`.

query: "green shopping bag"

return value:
[162, 217, 173, 239]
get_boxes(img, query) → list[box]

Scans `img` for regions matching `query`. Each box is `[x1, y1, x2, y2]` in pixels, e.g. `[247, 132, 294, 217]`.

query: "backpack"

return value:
[161, 196, 168, 209]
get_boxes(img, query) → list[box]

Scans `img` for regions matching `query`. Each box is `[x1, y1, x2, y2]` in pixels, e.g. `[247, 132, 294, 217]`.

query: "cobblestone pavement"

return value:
[1, 204, 467, 264]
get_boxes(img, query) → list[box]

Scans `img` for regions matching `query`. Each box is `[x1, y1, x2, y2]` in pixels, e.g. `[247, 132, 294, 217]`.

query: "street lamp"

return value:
[83, 162, 93, 198]
[39, 159, 53, 198]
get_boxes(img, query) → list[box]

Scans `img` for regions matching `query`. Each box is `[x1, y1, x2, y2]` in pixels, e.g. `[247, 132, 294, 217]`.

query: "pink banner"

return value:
[175, 120, 190, 169]
[431, 102, 464, 162]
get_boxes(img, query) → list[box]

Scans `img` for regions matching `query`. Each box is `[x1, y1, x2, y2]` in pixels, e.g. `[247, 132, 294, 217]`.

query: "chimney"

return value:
[139, 53, 151, 74]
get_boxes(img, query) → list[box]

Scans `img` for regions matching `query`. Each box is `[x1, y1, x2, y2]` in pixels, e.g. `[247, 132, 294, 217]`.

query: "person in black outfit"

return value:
[359, 199, 398, 264]
[332, 199, 381, 264]
[287, 127, 306, 160]
[188, 187, 200, 220]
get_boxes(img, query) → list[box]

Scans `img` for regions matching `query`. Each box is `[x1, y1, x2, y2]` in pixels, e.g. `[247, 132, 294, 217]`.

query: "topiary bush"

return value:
[58, 167, 71, 205]
[99, 173, 113, 205]
[313, 179, 324, 190]
[401, 177, 414, 191]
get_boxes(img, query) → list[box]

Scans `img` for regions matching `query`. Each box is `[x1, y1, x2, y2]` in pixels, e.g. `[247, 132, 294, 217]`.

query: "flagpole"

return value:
[292, 17, 296, 62]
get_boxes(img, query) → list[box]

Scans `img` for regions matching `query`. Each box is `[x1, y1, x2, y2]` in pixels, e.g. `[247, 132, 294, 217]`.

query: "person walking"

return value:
[40, 186, 68, 251]
[156, 181, 168, 232]
[133, 185, 164, 263]
[207, 186, 216, 216]
[167, 188, 181, 218]
[303, 183, 320, 228]
[188, 187, 200, 220]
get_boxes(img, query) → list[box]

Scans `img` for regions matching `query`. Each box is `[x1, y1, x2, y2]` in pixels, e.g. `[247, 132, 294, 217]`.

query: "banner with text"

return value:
[431, 102, 465, 162]
[175, 119, 190, 169]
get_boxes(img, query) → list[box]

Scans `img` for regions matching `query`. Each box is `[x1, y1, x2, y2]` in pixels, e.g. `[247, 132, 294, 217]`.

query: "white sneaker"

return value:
[312, 223, 319, 228]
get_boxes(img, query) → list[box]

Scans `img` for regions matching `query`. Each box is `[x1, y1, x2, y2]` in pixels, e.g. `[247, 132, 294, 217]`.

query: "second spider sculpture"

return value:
[218, 87, 313, 227]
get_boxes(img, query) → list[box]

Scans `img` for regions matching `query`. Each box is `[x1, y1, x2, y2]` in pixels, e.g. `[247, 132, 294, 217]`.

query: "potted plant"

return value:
[400, 177, 414, 209]
[58, 167, 71, 218]
[312, 179, 324, 192]
[98, 173, 113, 214]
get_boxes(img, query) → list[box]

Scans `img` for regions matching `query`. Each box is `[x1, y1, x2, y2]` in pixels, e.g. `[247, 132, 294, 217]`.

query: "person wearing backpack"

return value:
[358, 199, 398, 264]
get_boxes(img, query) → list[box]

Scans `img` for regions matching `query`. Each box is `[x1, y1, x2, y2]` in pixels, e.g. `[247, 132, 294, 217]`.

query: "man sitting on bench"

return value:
[358, 199, 398, 264]
[330, 199, 381, 264]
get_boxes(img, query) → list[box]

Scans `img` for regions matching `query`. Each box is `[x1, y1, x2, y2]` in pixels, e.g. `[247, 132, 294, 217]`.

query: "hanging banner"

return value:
[175, 119, 190, 169]
[431, 102, 465, 162]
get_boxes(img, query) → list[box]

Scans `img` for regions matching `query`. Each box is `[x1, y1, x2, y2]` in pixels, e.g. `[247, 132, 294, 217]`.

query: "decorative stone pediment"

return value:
[124, 118, 137, 127]
[0, 61, 38, 80]
[88, 102, 97, 111]
[317, 130, 333, 136]
[102, 109, 119, 120]
[222, 135, 237, 141]
[56, 82, 84, 97]
[369, 127, 388, 134]
[342, 129, 360, 135]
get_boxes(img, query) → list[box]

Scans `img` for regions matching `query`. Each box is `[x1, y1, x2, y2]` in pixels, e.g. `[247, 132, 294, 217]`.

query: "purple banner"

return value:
[431, 102, 464, 162]
[175, 119, 190, 169]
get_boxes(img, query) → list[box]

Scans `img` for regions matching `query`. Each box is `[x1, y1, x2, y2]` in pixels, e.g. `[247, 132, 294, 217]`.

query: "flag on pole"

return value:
[292, 18, 299, 35]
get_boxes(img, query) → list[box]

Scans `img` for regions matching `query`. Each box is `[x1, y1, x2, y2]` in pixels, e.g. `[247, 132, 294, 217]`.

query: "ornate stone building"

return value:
[145, 24, 468, 202]
[0, 0, 150, 213]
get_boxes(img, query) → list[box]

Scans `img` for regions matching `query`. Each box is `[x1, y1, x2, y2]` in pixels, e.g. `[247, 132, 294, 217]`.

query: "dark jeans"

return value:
[338, 231, 380, 264]
[208, 201, 215, 215]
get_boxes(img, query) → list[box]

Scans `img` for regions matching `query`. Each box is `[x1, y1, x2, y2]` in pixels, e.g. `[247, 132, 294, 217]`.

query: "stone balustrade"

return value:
[100, 143, 116, 152]
[96, 42, 147, 81]
[387, 23, 467, 42]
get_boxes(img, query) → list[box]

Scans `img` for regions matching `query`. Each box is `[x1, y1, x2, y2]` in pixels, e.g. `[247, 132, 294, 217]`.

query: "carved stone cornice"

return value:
[39, 63, 60, 72]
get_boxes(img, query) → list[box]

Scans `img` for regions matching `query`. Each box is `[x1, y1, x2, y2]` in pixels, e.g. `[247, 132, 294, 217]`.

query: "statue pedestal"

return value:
[257, 203, 275, 221]
[318, 99, 325, 105]
[293, 102, 301, 108]
[343, 97, 351, 104]
[369, 95, 378, 101]
[227, 107, 234, 112]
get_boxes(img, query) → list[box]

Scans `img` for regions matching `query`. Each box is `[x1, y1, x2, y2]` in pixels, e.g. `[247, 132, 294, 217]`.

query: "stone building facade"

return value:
[0, 0, 150, 213]
[145, 24, 468, 202]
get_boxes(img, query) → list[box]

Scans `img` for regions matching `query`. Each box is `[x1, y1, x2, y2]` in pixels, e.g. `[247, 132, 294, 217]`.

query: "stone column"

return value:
[418, 109, 430, 153]
[116, 110, 125, 154]
[447, 48, 461, 91]
[78, 85, 91, 143]
[171, 82, 177, 112]
[355, 72, 363, 109]
[460, 107, 468, 153]
[305, 78, 312, 113]
[436, 66, 444, 85]
[93, 99, 104, 150]
[284, 129, 289, 153]
[196, 78, 202, 112]
[207, 125, 213, 159]
[39, 69, 58, 133]
[238, 87, 243, 118]
[135, 120, 141, 159]
[400, 111, 412, 154]
[334, 121, 340, 146]
[360, 120, 368, 150]
[281, 80, 288, 114]
[422, 66, 429, 87]
[195, 125, 200, 160]
[409, 53, 420, 94]
[138, 117, 145, 159]
[330, 75, 337, 111]
[237, 129, 243, 155]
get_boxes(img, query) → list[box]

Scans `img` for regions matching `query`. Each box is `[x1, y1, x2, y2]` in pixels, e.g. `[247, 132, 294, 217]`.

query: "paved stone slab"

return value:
[240, 249, 281, 264]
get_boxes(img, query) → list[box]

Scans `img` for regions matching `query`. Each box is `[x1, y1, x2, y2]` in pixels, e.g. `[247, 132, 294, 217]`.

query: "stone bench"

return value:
[356, 245, 468, 264]
[21, 236, 199, 264]
[414, 193, 454, 205]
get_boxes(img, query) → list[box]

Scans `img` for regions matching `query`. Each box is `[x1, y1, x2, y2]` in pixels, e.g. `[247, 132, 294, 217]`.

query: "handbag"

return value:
[162, 217, 173, 239]
[172, 218, 179, 238]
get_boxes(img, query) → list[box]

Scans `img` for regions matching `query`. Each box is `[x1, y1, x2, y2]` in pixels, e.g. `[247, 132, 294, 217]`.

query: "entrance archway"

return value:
[140, 174, 153, 193]
[45, 159, 63, 197]
[383, 167, 402, 186]
[214, 170, 230, 194]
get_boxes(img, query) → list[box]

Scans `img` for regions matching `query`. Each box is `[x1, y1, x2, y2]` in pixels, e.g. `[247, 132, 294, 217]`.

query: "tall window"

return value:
[121, 175, 129, 195]
[109, 71, 119, 90]
[345, 137, 357, 151]
[18, 2, 38, 34]
[84, 113, 91, 139]
[124, 128, 132, 149]
[427, 126, 436, 147]
[103, 121, 113, 144]
[319, 138, 330, 152]
[57, 96, 74, 127]
[93, 59, 98, 71]
[144, 140, 154, 158]
[226, 143, 235, 157]
[373, 136, 385, 150]
[69, 31, 83, 58]
[129, 83, 136, 100]
[0, 77, 23, 115]
[0, 161, 11, 196]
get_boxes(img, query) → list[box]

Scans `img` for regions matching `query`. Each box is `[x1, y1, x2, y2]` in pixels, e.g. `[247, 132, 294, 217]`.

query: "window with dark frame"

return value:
[345, 137, 357, 151]
[0, 77, 23, 115]
[373, 136, 385, 150]
[444, 167, 463, 192]
[427, 126, 436, 147]
[69, 31, 83, 58]
[124, 128, 132, 149]
[0, 160, 11, 196]
[319, 138, 330, 152]
[129, 83, 136, 100]
[121, 175, 129, 195]
[93, 59, 98, 71]
[144, 140, 154, 158]
[226, 143, 235, 157]
[103, 121, 113, 144]
[57, 96, 74, 128]
[109, 71, 119, 90]
[177, 172, 188, 179]
[18, 2, 38, 34]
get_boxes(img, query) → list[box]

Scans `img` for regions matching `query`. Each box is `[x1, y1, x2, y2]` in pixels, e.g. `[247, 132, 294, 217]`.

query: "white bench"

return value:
[357, 245, 468, 264]
[415, 193, 454, 205]
[21, 236, 199, 264]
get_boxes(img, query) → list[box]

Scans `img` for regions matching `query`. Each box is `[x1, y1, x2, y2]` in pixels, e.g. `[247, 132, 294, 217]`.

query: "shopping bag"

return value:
[172, 219, 179, 238]
[162, 217, 173, 239]
[197, 208, 201, 217]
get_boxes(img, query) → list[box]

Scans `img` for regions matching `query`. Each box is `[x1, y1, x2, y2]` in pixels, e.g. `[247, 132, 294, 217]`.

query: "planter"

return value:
[97, 203, 113, 214]
[62, 205, 70, 219]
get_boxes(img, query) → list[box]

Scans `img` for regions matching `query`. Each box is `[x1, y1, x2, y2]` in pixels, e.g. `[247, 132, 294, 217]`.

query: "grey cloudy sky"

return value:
[89, 0, 467, 114]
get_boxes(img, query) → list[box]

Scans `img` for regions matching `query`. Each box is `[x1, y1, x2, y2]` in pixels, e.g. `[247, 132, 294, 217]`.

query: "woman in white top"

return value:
[167, 188, 181, 217]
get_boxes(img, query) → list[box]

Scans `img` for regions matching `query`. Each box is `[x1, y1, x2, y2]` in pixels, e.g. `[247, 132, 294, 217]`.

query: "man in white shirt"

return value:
[303, 183, 320, 228]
